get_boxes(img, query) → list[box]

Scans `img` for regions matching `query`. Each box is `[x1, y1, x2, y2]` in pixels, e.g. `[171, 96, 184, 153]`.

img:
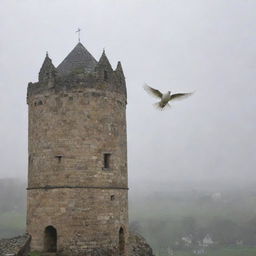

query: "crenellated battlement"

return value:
[27, 66, 126, 99]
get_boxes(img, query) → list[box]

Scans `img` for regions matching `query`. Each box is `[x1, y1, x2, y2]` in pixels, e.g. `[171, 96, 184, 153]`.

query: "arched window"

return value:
[119, 227, 125, 256]
[44, 225, 57, 252]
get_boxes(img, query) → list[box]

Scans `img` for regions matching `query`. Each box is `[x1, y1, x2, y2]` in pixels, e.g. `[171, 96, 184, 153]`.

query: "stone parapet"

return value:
[28, 69, 126, 100]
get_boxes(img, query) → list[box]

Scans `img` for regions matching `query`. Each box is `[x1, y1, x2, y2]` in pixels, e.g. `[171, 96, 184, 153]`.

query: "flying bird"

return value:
[144, 84, 193, 110]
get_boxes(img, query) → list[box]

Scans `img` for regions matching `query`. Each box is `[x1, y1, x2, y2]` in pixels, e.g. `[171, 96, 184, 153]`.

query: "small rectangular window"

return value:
[104, 153, 111, 169]
[55, 155, 63, 163]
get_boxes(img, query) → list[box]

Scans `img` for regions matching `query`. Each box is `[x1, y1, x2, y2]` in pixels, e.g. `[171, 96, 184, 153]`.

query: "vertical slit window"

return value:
[104, 70, 108, 81]
[104, 153, 111, 169]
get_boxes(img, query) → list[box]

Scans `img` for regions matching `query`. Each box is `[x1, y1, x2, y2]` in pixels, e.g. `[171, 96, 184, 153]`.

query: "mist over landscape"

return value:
[1, 0, 256, 255]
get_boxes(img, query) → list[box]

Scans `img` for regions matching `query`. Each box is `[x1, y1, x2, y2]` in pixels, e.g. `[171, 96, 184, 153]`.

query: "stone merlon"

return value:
[38, 52, 56, 83]
[95, 49, 113, 72]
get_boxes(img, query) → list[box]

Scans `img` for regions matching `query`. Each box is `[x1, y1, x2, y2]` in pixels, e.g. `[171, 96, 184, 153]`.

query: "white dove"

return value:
[144, 84, 193, 110]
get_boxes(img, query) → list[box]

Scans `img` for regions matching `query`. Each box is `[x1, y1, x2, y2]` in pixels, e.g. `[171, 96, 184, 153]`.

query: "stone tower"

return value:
[26, 43, 128, 256]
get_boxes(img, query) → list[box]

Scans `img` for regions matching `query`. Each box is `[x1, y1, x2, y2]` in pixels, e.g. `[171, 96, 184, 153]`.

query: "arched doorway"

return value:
[119, 227, 125, 256]
[44, 226, 57, 252]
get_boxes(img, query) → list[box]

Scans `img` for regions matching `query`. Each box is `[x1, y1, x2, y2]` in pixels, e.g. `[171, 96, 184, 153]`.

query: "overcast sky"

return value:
[0, 0, 255, 192]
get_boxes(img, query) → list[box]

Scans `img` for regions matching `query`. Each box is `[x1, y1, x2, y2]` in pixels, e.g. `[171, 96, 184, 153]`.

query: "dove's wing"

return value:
[170, 92, 193, 101]
[144, 84, 163, 99]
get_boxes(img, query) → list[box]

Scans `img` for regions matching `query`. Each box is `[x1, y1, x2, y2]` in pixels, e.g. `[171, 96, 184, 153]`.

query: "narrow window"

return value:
[28, 154, 32, 171]
[111, 195, 115, 201]
[119, 227, 125, 256]
[104, 153, 111, 169]
[55, 155, 63, 163]
[104, 70, 108, 81]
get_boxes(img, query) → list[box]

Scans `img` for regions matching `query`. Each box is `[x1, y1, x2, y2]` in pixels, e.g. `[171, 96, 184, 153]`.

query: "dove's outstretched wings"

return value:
[144, 84, 163, 98]
[144, 83, 194, 110]
[170, 92, 193, 101]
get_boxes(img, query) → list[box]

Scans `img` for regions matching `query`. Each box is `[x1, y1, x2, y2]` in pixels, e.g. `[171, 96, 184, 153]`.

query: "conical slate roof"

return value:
[57, 42, 97, 75]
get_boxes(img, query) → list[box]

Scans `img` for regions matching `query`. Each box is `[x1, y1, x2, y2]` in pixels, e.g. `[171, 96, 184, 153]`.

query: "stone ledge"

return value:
[27, 186, 129, 190]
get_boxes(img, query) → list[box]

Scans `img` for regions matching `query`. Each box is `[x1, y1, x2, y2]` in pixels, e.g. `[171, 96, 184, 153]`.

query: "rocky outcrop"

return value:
[128, 232, 155, 256]
[0, 232, 154, 256]
[83, 232, 155, 256]
[0, 234, 30, 256]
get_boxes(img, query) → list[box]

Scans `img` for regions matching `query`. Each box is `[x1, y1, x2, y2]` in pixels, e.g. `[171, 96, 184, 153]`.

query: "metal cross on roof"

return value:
[76, 28, 81, 42]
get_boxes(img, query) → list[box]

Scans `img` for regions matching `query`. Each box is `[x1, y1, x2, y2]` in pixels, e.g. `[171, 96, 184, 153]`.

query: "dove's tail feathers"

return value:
[154, 101, 171, 111]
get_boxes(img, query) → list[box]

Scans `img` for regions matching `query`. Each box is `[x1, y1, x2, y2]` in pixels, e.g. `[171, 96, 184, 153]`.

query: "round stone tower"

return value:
[26, 43, 128, 256]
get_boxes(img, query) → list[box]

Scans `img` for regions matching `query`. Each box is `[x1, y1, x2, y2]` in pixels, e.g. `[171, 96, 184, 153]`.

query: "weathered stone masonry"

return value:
[26, 43, 128, 255]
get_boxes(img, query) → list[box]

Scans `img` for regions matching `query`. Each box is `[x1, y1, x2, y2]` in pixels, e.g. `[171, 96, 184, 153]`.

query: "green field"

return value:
[171, 247, 256, 256]
[0, 212, 26, 239]
[129, 188, 256, 256]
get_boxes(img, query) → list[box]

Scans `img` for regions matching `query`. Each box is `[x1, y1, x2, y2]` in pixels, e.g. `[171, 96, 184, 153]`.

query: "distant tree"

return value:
[181, 216, 198, 244]
[208, 218, 240, 245]
[0, 179, 26, 213]
[242, 216, 256, 245]
[130, 220, 143, 233]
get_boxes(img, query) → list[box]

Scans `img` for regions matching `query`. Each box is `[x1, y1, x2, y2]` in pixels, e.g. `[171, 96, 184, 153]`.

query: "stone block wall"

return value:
[27, 188, 128, 255]
[27, 87, 127, 189]
[27, 76, 128, 255]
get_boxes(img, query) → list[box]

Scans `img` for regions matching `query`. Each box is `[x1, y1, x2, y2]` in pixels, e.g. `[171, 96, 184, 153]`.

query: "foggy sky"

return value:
[0, 0, 255, 191]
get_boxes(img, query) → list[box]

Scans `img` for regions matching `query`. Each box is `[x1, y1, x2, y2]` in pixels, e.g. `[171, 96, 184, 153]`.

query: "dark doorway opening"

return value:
[44, 226, 57, 252]
[119, 227, 125, 256]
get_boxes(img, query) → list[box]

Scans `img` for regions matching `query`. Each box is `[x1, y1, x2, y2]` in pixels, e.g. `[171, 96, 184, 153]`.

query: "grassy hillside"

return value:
[1, 179, 256, 256]
[0, 179, 26, 239]
[129, 186, 256, 255]
[0, 212, 25, 239]
[174, 247, 256, 256]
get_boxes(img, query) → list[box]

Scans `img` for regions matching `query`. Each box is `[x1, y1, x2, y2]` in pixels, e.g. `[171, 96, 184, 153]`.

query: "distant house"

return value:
[236, 240, 243, 246]
[167, 247, 174, 256]
[202, 234, 214, 247]
[211, 192, 222, 201]
[181, 235, 192, 247]
[193, 248, 206, 255]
